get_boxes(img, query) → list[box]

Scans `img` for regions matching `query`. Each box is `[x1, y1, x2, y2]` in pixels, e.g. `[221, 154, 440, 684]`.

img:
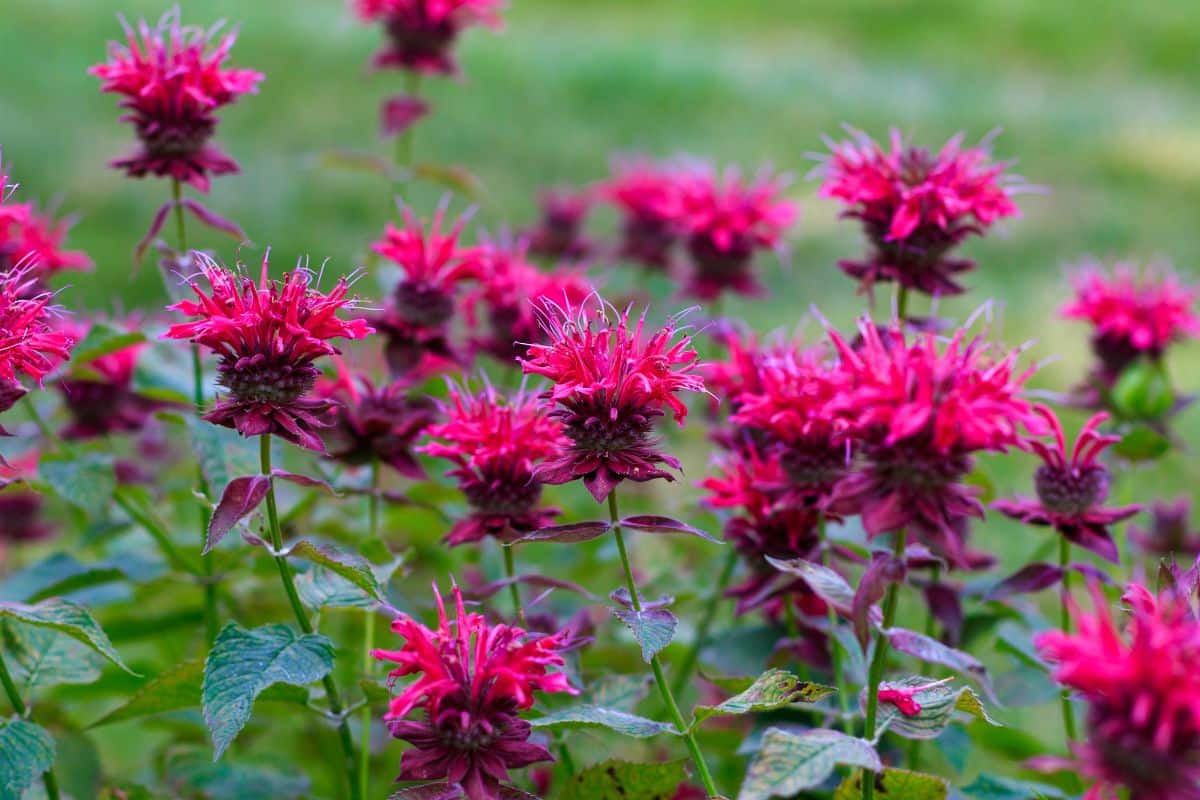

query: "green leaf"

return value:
[872, 677, 999, 741]
[0, 552, 147, 604]
[693, 669, 834, 727]
[612, 607, 676, 662]
[557, 759, 687, 800]
[187, 417, 258, 495]
[296, 567, 373, 610]
[288, 540, 382, 601]
[38, 451, 116, 519]
[531, 704, 677, 738]
[1112, 360, 1174, 421]
[832, 768, 948, 800]
[164, 748, 309, 799]
[1113, 423, 1171, 462]
[739, 727, 880, 800]
[69, 324, 145, 368]
[3, 621, 103, 688]
[584, 674, 653, 712]
[961, 774, 1067, 799]
[412, 163, 484, 199]
[0, 598, 132, 674]
[202, 623, 334, 758]
[0, 718, 54, 800]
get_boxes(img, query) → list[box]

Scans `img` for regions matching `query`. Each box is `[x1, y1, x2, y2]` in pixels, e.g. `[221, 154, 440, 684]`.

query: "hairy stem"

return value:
[671, 548, 737, 697]
[608, 491, 719, 798]
[261, 436, 362, 800]
[0, 652, 61, 800]
[862, 529, 908, 800]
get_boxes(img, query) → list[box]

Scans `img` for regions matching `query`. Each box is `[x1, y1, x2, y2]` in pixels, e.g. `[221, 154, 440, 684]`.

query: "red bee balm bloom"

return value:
[993, 409, 1139, 563]
[601, 158, 685, 270]
[818, 128, 1021, 297]
[164, 255, 373, 452]
[354, 0, 503, 76]
[1036, 583, 1200, 800]
[0, 267, 74, 423]
[0, 202, 91, 279]
[90, 10, 263, 192]
[372, 584, 576, 800]
[421, 382, 567, 545]
[520, 298, 707, 502]
[1062, 263, 1200, 379]
[1130, 497, 1200, 558]
[320, 367, 435, 478]
[672, 167, 796, 300]
[826, 319, 1042, 565]
[523, 187, 593, 261]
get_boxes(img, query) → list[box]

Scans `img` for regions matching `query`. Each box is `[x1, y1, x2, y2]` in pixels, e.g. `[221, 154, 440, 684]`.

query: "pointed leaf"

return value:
[187, 417, 258, 496]
[612, 607, 677, 662]
[181, 199, 247, 241]
[272, 470, 340, 496]
[884, 628, 995, 701]
[985, 563, 1063, 601]
[531, 704, 677, 738]
[165, 748, 309, 798]
[516, 521, 611, 544]
[317, 148, 404, 182]
[739, 727, 880, 800]
[206, 476, 270, 553]
[765, 557, 853, 613]
[619, 515, 720, 543]
[558, 759, 687, 800]
[694, 669, 835, 726]
[961, 774, 1067, 799]
[854, 553, 904, 648]
[870, 677, 999, 740]
[296, 568, 373, 610]
[412, 162, 484, 200]
[133, 200, 173, 264]
[465, 574, 596, 602]
[0, 718, 55, 799]
[3, 621, 103, 688]
[833, 768, 948, 799]
[39, 450, 116, 519]
[0, 598, 132, 673]
[202, 623, 334, 759]
[583, 674, 653, 712]
[287, 540, 382, 601]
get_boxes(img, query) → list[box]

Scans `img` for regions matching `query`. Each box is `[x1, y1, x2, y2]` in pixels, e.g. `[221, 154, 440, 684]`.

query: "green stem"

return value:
[359, 459, 382, 800]
[260, 436, 362, 800]
[394, 74, 422, 173]
[503, 544, 526, 626]
[1059, 537, 1078, 743]
[671, 548, 737, 696]
[896, 286, 909, 322]
[817, 516, 853, 734]
[0, 653, 61, 800]
[607, 492, 719, 798]
[862, 529, 908, 800]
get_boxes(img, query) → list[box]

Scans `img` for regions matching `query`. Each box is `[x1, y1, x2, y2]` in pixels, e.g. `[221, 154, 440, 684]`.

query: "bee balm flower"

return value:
[0, 267, 74, 424]
[354, 0, 503, 77]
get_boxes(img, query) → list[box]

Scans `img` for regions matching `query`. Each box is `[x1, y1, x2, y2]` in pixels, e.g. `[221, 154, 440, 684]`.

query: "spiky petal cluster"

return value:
[371, 207, 481, 376]
[523, 187, 593, 261]
[817, 128, 1021, 297]
[320, 366, 435, 478]
[1036, 583, 1200, 800]
[164, 255, 373, 452]
[0, 202, 91, 280]
[1062, 263, 1200, 382]
[520, 298, 707, 502]
[993, 409, 1139, 563]
[355, 0, 502, 75]
[600, 158, 685, 270]
[90, 10, 263, 192]
[421, 382, 567, 545]
[672, 167, 796, 300]
[372, 584, 576, 800]
[0, 267, 74, 425]
[825, 319, 1042, 564]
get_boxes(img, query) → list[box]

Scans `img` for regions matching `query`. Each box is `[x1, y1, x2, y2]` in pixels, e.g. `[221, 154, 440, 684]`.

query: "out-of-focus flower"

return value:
[0, 453, 54, 545]
[1062, 262, 1200, 383]
[1131, 497, 1200, 559]
[1036, 583, 1200, 800]
[817, 128, 1021, 298]
[372, 583, 575, 800]
[379, 93, 430, 138]
[523, 187, 593, 261]
[825, 318, 1042, 565]
[320, 364, 435, 477]
[520, 297, 707, 502]
[90, 9, 263, 193]
[0, 197, 91, 280]
[994, 409, 1140, 563]
[0, 266, 74, 425]
[164, 254, 372, 452]
[421, 381, 566, 545]
[354, 0, 503, 76]
[671, 167, 796, 300]
[371, 206, 481, 376]
[601, 158, 684, 270]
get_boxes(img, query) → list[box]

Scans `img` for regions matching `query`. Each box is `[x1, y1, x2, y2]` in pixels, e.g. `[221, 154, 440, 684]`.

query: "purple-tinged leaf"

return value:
[134, 200, 174, 265]
[206, 476, 271, 554]
[412, 163, 484, 199]
[516, 521, 611, 544]
[985, 563, 1064, 601]
[1068, 562, 1116, 585]
[885, 628, 996, 702]
[380, 94, 430, 138]
[610, 587, 673, 610]
[612, 607, 677, 662]
[766, 556, 854, 615]
[619, 515, 720, 543]
[181, 199, 247, 242]
[854, 553, 905, 649]
[271, 470, 341, 496]
[463, 575, 597, 602]
[904, 543, 946, 570]
[923, 583, 964, 645]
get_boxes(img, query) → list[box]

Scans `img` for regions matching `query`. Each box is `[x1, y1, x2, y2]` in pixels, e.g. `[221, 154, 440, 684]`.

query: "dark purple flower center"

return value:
[620, 216, 676, 268]
[463, 471, 542, 517]
[1035, 464, 1109, 516]
[687, 233, 753, 278]
[138, 119, 215, 158]
[869, 444, 971, 490]
[219, 352, 319, 406]
[782, 444, 847, 488]
[386, 15, 458, 61]
[558, 400, 660, 455]
[394, 280, 455, 329]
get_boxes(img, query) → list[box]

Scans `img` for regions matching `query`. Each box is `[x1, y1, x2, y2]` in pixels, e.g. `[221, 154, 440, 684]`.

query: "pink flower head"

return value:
[520, 297, 707, 502]
[164, 253, 373, 452]
[1130, 497, 1200, 559]
[601, 158, 685, 270]
[993, 408, 1140, 563]
[421, 380, 566, 545]
[90, 9, 263, 192]
[523, 187, 593, 261]
[319, 363, 435, 478]
[0, 266, 74, 422]
[372, 583, 576, 800]
[0, 203, 91, 280]
[817, 127, 1021, 297]
[371, 205, 481, 376]
[1062, 262, 1200, 379]
[825, 318, 1043, 565]
[354, 0, 503, 76]
[1035, 583, 1200, 800]
[671, 166, 796, 300]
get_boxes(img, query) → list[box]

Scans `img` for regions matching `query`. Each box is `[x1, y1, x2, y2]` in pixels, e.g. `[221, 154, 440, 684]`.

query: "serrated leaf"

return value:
[206, 476, 270, 553]
[870, 677, 999, 741]
[287, 540, 381, 601]
[531, 704, 677, 738]
[619, 515, 720, 543]
[694, 669, 834, 727]
[516, 521, 611, 543]
[0, 718, 54, 799]
[3, 622, 103, 688]
[960, 774, 1067, 799]
[69, 324, 146, 368]
[164, 748, 309, 799]
[187, 417, 258, 496]
[38, 451, 116, 518]
[0, 598, 131, 674]
[832, 768, 948, 799]
[884, 628, 995, 701]
[765, 557, 853, 613]
[202, 623, 334, 758]
[739, 728, 880, 800]
[558, 759, 687, 800]
[612, 607, 677, 662]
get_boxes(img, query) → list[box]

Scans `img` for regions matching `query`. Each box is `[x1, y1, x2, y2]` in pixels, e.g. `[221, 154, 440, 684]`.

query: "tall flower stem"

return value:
[260, 435, 362, 800]
[608, 491, 719, 798]
[0, 652, 61, 800]
[359, 459, 382, 800]
[395, 74, 422, 175]
[502, 544, 526, 625]
[671, 548, 737, 697]
[862, 528, 908, 800]
[1058, 537, 1078, 743]
[896, 285, 910, 321]
[818, 515, 853, 734]
[907, 563, 940, 768]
